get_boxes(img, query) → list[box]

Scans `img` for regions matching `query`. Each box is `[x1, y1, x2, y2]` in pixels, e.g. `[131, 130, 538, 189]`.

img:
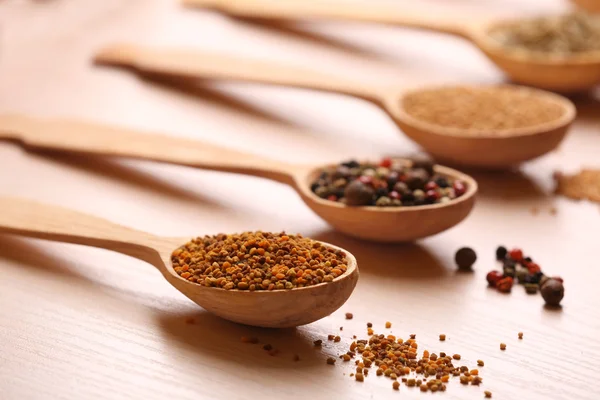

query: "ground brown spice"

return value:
[172, 232, 348, 290]
[402, 86, 565, 133]
[554, 169, 600, 203]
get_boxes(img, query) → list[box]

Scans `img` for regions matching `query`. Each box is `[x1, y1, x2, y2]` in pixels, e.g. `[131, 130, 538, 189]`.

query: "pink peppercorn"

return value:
[526, 263, 541, 274]
[453, 181, 466, 196]
[426, 190, 440, 202]
[359, 176, 373, 185]
[497, 277, 514, 293]
[486, 271, 503, 287]
[380, 157, 392, 168]
[389, 191, 401, 200]
[509, 249, 523, 262]
[424, 181, 438, 191]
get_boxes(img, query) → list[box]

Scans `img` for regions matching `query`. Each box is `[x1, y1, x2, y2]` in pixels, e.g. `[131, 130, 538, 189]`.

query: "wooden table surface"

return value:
[1, 1, 599, 399]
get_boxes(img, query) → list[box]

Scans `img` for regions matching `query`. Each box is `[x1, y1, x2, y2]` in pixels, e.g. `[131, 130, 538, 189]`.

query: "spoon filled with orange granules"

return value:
[0, 197, 358, 328]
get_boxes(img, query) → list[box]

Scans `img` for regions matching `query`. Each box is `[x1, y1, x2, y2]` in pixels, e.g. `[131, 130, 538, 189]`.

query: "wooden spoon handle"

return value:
[95, 44, 380, 102]
[0, 115, 296, 185]
[0, 197, 157, 261]
[183, 0, 471, 37]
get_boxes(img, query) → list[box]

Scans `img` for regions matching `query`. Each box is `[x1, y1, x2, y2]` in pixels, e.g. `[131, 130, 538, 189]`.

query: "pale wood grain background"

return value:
[1, 1, 599, 399]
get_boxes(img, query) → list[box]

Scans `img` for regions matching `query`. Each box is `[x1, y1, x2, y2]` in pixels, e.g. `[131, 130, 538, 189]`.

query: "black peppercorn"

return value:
[435, 177, 449, 188]
[376, 187, 389, 198]
[393, 182, 411, 196]
[341, 160, 360, 169]
[503, 258, 516, 269]
[496, 246, 507, 260]
[344, 180, 375, 206]
[411, 155, 435, 176]
[387, 171, 399, 188]
[524, 257, 532, 263]
[503, 266, 516, 278]
[333, 166, 351, 179]
[455, 247, 477, 271]
[540, 278, 564, 306]
[406, 168, 430, 190]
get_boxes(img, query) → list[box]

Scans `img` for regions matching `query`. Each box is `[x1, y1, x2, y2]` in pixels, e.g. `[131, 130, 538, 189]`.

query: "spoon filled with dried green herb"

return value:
[94, 44, 575, 167]
[0, 115, 476, 242]
[0, 197, 358, 327]
[183, 0, 600, 92]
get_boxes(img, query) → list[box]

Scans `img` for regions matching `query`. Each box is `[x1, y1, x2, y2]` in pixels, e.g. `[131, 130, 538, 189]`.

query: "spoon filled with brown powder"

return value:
[95, 45, 576, 168]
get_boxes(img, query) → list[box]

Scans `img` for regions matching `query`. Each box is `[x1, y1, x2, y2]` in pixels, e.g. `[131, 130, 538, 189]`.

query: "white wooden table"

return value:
[1, 1, 599, 399]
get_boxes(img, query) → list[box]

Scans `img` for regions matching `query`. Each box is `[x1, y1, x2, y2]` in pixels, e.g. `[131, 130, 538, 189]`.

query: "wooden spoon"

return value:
[94, 44, 576, 168]
[0, 196, 358, 327]
[0, 114, 477, 242]
[183, 0, 600, 92]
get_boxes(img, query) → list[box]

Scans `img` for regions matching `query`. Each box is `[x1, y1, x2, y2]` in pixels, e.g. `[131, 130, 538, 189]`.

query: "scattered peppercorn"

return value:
[477, 360, 484, 367]
[485, 390, 492, 398]
[385, 321, 392, 328]
[500, 343, 506, 350]
[486, 271, 503, 287]
[496, 246, 507, 260]
[172, 232, 348, 290]
[367, 322, 373, 328]
[334, 336, 341, 343]
[345, 313, 353, 320]
[328, 335, 335, 341]
[310, 158, 467, 207]
[518, 332, 523, 339]
[355, 372, 364, 382]
[490, 246, 565, 307]
[497, 277, 514, 293]
[439, 334, 446, 341]
[313, 340, 323, 347]
[541, 278, 565, 306]
[326, 357, 336, 365]
[453, 354, 461, 360]
[393, 381, 400, 390]
[455, 247, 477, 271]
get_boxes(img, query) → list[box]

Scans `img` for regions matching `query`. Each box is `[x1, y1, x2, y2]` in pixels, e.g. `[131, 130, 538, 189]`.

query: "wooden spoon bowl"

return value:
[296, 163, 477, 242]
[388, 85, 576, 168]
[469, 21, 600, 93]
[94, 44, 576, 168]
[0, 115, 477, 242]
[0, 197, 358, 328]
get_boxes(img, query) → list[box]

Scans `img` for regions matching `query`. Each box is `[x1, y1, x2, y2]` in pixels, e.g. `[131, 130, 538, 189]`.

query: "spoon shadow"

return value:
[156, 311, 328, 370]
[570, 90, 600, 125]
[138, 72, 297, 128]
[0, 235, 91, 283]
[312, 230, 449, 280]
[26, 149, 226, 210]
[466, 169, 548, 201]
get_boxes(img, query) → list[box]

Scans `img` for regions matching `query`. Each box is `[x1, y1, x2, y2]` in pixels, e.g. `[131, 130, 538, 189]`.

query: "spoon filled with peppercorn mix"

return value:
[184, 0, 600, 92]
[94, 44, 576, 168]
[0, 115, 476, 242]
[0, 197, 358, 327]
